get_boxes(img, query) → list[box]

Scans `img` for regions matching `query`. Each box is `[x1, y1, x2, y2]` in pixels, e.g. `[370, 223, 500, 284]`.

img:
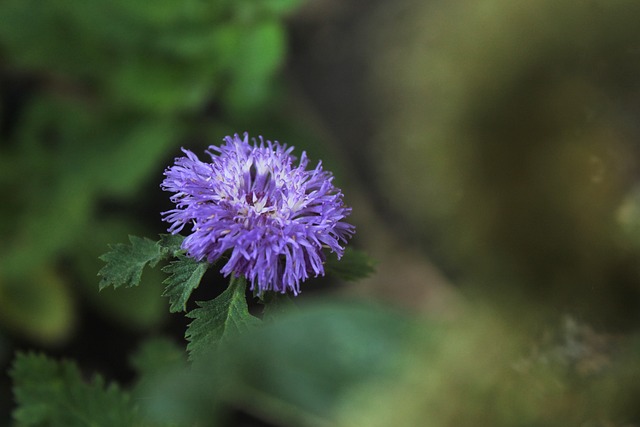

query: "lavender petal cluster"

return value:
[161, 133, 355, 295]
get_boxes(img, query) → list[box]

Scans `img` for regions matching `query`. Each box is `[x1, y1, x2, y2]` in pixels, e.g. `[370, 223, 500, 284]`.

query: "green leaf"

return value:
[0, 269, 75, 345]
[225, 302, 408, 421]
[261, 292, 297, 321]
[259, 0, 306, 15]
[11, 353, 142, 427]
[128, 338, 191, 426]
[98, 236, 163, 290]
[224, 21, 286, 114]
[142, 301, 410, 427]
[185, 276, 260, 360]
[162, 255, 209, 313]
[158, 234, 185, 256]
[325, 248, 376, 282]
[74, 222, 168, 331]
[130, 338, 186, 381]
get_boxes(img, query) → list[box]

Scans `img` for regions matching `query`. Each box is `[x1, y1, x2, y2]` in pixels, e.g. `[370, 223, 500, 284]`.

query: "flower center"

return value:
[243, 190, 274, 216]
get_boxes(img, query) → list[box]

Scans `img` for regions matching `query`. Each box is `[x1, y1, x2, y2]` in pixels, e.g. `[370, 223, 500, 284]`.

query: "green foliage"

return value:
[0, 0, 304, 115]
[222, 21, 286, 115]
[158, 234, 186, 256]
[130, 338, 186, 383]
[11, 285, 640, 427]
[222, 302, 408, 420]
[141, 301, 410, 426]
[0, 270, 75, 344]
[0, 0, 304, 343]
[94, 267, 169, 331]
[98, 236, 165, 290]
[261, 293, 297, 321]
[185, 276, 260, 361]
[74, 222, 169, 331]
[136, 301, 640, 427]
[325, 248, 376, 282]
[162, 255, 209, 313]
[129, 337, 187, 403]
[98, 234, 191, 292]
[11, 353, 143, 427]
[98, 234, 212, 315]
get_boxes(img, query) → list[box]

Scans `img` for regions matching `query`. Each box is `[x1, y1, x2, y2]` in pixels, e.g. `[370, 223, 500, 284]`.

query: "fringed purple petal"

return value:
[161, 132, 355, 295]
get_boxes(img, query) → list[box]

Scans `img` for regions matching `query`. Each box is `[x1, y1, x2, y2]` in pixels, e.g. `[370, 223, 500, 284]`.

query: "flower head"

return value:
[161, 133, 355, 295]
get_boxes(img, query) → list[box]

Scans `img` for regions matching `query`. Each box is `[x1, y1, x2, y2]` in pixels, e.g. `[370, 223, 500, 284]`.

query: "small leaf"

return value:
[74, 221, 167, 331]
[185, 276, 260, 360]
[98, 236, 163, 290]
[325, 248, 376, 282]
[162, 255, 208, 313]
[158, 233, 185, 256]
[11, 353, 142, 426]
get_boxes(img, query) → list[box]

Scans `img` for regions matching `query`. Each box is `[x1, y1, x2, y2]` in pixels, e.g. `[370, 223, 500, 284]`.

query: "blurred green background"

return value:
[3, 0, 640, 425]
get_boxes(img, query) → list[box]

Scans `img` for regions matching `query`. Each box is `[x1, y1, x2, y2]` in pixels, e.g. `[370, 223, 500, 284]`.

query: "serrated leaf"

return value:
[11, 353, 142, 427]
[98, 236, 163, 290]
[162, 255, 208, 313]
[325, 248, 376, 282]
[185, 276, 260, 360]
[74, 222, 168, 330]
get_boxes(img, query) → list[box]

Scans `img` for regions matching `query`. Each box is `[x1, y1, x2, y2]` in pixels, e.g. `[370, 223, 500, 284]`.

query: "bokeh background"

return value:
[2, 0, 640, 425]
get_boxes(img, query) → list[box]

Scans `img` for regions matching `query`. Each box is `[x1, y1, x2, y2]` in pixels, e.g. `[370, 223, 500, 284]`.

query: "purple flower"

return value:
[161, 133, 355, 295]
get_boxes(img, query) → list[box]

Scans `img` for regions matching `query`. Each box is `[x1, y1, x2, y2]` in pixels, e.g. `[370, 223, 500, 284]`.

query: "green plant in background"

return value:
[5, 0, 640, 425]
[0, 0, 304, 343]
[10, 131, 640, 427]
[11, 132, 375, 426]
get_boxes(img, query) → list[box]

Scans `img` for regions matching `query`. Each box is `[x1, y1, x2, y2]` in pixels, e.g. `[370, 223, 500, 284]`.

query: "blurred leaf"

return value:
[0, 177, 94, 277]
[225, 20, 286, 114]
[130, 337, 186, 381]
[0, 94, 97, 274]
[185, 276, 260, 361]
[261, 292, 297, 321]
[0, 269, 75, 345]
[98, 236, 163, 290]
[129, 337, 187, 399]
[259, 0, 307, 15]
[95, 268, 168, 331]
[0, 0, 304, 348]
[109, 58, 210, 113]
[11, 353, 142, 427]
[325, 248, 376, 282]
[95, 120, 178, 197]
[223, 302, 408, 421]
[162, 255, 209, 313]
[144, 301, 409, 426]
